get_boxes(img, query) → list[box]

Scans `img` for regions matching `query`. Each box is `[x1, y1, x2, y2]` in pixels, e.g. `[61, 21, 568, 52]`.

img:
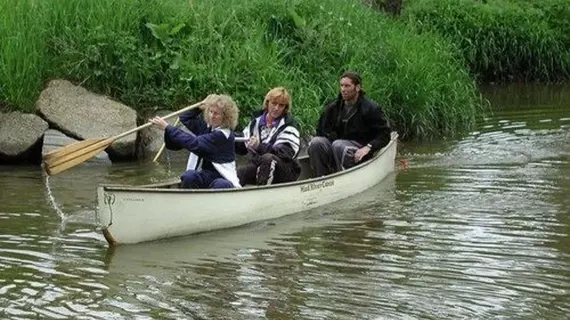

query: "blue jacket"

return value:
[164, 109, 241, 187]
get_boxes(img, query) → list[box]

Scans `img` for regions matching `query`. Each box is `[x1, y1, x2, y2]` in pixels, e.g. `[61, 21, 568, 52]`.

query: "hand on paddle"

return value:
[43, 100, 206, 176]
[150, 116, 169, 130]
[354, 145, 371, 163]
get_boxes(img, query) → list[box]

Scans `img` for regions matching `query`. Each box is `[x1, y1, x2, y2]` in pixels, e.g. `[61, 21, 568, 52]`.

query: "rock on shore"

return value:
[36, 80, 137, 161]
[0, 111, 49, 164]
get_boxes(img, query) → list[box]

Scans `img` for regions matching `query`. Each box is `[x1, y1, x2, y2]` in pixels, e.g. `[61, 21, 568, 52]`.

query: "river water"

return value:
[1, 84, 569, 319]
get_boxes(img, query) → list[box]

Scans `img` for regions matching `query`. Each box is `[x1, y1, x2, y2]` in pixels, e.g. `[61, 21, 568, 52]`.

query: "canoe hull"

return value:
[97, 133, 398, 245]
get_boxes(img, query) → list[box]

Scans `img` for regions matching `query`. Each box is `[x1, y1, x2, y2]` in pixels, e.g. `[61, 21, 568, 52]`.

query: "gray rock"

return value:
[0, 111, 49, 164]
[36, 80, 137, 160]
[137, 109, 191, 161]
[42, 129, 111, 164]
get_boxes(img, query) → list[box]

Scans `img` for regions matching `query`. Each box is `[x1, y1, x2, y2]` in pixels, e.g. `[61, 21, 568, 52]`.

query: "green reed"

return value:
[0, 0, 482, 140]
[405, 0, 570, 83]
[0, 0, 48, 111]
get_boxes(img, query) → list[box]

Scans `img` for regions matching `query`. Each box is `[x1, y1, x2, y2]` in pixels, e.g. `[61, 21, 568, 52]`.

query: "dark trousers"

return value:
[180, 169, 233, 189]
[238, 153, 300, 186]
[307, 137, 363, 177]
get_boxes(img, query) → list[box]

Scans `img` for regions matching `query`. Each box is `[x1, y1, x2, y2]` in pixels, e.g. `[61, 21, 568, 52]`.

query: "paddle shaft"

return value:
[152, 123, 248, 163]
[113, 101, 204, 143]
[153, 118, 181, 162]
[44, 100, 205, 175]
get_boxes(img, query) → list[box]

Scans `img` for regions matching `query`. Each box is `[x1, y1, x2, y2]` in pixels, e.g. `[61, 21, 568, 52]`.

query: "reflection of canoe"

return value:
[96, 132, 398, 246]
[103, 211, 336, 276]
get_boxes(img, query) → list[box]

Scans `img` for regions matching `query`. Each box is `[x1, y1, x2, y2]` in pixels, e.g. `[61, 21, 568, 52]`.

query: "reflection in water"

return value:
[0, 84, 569, 319]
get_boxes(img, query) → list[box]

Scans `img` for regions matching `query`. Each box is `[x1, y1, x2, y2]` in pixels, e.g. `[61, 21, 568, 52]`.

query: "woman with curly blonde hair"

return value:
[150, 94, 241, 189]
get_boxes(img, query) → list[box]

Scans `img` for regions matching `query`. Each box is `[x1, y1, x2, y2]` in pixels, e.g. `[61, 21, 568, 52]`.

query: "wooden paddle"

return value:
[152, 118, 180, 163]
[43, 100, 205, 175]
[152, 125, 249, 164]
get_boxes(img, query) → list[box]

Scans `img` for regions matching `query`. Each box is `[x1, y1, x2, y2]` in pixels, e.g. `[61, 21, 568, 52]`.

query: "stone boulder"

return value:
[137, 109, 191, 162]
[36, 80, 137, 161]
[42, 129, 111, 164]
[0, 111, 49, 164]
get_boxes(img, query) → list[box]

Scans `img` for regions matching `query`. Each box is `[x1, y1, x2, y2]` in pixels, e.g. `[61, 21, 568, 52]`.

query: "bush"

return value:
[405, 0, 570, 82]
[0, 0, 482, 139]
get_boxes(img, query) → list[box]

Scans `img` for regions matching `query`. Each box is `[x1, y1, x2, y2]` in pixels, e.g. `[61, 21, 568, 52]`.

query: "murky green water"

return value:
[1, 84, 569, 319]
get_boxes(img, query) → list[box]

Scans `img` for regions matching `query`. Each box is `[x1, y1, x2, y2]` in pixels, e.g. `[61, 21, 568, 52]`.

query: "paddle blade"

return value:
[44, 138, 113, 175]
[43, 138, 105, 163]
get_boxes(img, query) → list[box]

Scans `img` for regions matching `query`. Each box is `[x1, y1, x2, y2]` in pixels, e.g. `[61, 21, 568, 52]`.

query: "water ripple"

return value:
[1, 90, 570, 319]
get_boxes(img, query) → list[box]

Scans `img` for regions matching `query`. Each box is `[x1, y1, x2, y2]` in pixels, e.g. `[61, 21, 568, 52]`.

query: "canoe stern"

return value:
[96, 186, 118, 245]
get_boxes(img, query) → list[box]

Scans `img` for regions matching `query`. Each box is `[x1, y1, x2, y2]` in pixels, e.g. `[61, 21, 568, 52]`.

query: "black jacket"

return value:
[236, 110, 301, 162]
[315, 93, 391, 153]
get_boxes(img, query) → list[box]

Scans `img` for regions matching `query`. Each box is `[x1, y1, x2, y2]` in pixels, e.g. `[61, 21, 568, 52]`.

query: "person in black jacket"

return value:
[236, 87, 301, 186]
[308, 71, 391, 177]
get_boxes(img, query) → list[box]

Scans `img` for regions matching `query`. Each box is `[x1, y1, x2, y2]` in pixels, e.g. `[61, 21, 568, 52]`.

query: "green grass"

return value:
[405, 0, 570, 82]
[0, 0, 48, 111]
[0, 0, 482, 140]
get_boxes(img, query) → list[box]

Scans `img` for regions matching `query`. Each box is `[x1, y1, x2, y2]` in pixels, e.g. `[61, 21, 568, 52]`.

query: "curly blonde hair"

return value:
[202, 94, 239, 130]
[263, 87, 291, 114]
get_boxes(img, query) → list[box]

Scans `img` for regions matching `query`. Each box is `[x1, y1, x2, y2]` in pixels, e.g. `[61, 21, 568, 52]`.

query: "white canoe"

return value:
[96, 132, 399, 245]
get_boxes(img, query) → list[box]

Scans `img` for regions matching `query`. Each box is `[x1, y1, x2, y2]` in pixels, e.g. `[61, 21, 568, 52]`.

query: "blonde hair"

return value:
[202, 94, 239, 130]
[263, 87, 291, 114]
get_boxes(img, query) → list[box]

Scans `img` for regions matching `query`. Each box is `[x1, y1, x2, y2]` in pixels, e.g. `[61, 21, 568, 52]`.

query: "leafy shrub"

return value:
[1, 0, 482, 139]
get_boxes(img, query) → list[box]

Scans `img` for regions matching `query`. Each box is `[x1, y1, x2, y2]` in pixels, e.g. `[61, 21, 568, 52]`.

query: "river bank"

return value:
[405, 0, 570, 82]
[2, 0, 569, 166]
[1, 0, 481, 141]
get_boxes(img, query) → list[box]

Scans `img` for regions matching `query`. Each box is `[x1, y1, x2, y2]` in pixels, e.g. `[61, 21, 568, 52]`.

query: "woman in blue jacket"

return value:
[150, 94, 241, 189]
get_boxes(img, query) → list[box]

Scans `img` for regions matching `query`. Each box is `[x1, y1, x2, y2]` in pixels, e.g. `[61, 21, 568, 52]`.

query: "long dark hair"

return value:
[340, 71, 362, 86]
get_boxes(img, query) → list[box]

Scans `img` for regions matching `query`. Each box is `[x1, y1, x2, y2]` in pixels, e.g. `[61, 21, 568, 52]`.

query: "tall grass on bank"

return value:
[405, 0, 570, 83]
[0, 0, 48, 111]
[0, 0, 482, 139]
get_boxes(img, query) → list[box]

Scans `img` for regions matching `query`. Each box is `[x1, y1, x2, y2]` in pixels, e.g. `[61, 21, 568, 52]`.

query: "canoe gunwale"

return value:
[100, 132, 399, 194]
